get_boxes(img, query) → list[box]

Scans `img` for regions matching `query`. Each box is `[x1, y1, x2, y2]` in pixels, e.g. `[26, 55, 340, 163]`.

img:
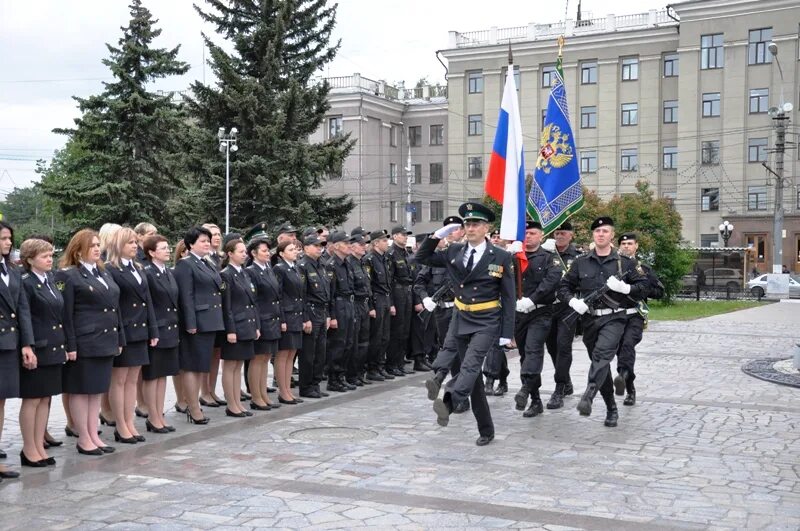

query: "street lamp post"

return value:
[218, 127, 239, 234]
[718, 220, 734, 247]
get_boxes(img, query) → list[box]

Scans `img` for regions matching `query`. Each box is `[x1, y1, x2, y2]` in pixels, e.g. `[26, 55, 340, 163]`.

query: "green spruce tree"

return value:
[41, 0, 190, 235]
[186, 0, 354, 233]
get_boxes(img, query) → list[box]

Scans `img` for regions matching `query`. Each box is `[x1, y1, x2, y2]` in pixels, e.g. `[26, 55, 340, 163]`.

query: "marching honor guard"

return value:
[557, 217, 648, 427]
[416, 202, 515, 446]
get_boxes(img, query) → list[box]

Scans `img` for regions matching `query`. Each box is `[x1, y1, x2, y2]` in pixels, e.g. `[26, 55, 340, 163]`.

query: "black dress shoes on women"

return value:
[225, 408, 247, 417]
[114, 431, 138, 444]
[278, 397, 298, 405]
[99, 413, 116, 427]
[77, 445, 103, 456]
[20, 451, 47, 468]
[145, 420, 170, 434]
[0, 468, 20, 478]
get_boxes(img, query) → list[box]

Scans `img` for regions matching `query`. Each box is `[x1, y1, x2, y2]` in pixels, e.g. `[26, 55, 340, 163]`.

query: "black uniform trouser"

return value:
[367, 294, 391, 371]
[411, 308, 437, 359]
[432, 323, 462, 377]
[545, 304, 577, 385]
[347, 298, 371, 379]
[514, 308, 553, 393]
[581, 312, 627, 400]
[387, 285, 412, 369]
[299, 305, 328, 393]
[327, 298, 355, 377]
[434, 306, 453, 349]
[617, 314, 644, 389]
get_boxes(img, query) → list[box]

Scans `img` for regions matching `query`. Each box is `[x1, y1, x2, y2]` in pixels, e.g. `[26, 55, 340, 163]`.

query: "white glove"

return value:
[434, 223, 461, 239]
[541, 239, 556, 252]
[568, 298, 589, 315]
[422, 297, 437, 312]
[606, 276, 631, 294]
[498, 338, 512, 347]
[515, 297, 534, 313]
[506, 240, 523, 254]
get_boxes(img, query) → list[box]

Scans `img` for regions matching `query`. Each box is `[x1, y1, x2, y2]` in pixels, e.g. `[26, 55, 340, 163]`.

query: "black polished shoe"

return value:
[186, 411, 210, 425]
[44, 436, 63, 448]
[346, 378, 363, 388]
[243, 410, 254, 417]
[174, 403, 188, 414]
[267, 402, 281, 408]
[523, 398, 544, 418]
[365, 370, 385, 381]
[146, 420, 170, 433]
[44, 457, 56, 466]
[623, 388, 636, 406]
[546, 383, 566, 410]
[266, 386, 277, 393]
[277, 397, 298, 405]
[432, 398, 450, 427]
[164, 425, 176, 432]
[134, 407, 149, 419]
[212, 396, 227, 406]
[20, 451, 47, 468]
[378, 368, 394, 380]
[134, 434, 146, 442]
[475, 434, 494, 446]
[99, 413, 116, 427]
[65, 426, 79, 438]
[359, 377, 372, 385]
[299, 390, 322, 399]
[250, 401, 273, 410]
[577, 384, 598, 417]
[604, 405, 619, 427]
[114, 431, 138, 444]
[225, 408, 248, 417]
[494, 381, 508, 396]
[76, 445, 103, 456]
[425, 374, 444, 401]
[483, 376, 495, 395]
[564, 381, 574, 396]
[240, 391, 252, 400]
[0, 468, 20, 478]
[514, 388, 529, 411]
[100, 446, 115, 453]
[613, 371, 628, 396]
[199, 397, 220, 408]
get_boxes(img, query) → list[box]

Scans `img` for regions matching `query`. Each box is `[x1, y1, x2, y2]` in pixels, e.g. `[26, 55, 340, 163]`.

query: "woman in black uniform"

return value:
[171, 240, 188, 413]
[19, 238, 65, 467]
[219, 238, 260, 417]
[200, 223, 225, 407]
[174, 226, 224, 424]
[246, 236, 281, 410]
[141, 235, 179, 433]
[57, 228, 125, 455]
[271, 240, 304, 405]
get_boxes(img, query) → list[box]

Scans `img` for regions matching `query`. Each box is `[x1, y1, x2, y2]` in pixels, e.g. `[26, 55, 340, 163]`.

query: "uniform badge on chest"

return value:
[488, 264, 504, 278]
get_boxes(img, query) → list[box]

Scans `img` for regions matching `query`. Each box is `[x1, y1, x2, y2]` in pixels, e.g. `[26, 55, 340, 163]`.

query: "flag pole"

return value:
[507, 41, 524, 299]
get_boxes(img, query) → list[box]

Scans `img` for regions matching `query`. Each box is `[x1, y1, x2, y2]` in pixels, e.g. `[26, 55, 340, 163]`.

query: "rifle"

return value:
[417, 282, 454, 327]
[562, 269, 630, 325]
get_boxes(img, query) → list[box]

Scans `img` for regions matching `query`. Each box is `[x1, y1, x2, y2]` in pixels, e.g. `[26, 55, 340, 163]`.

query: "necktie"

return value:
[466, 249, 476, 272]
[127, 262, 136, 272]
[0, 262, 7, 276]
[43, 278, 55, 297]
[92, 267, 101, 278]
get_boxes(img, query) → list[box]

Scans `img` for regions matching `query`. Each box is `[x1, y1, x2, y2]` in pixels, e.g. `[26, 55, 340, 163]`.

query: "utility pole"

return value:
[772, 111, 787, 274]
[405, 128, 413, 228]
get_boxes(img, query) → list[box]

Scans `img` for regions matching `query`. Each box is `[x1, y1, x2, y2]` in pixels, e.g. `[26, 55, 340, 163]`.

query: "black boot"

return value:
[576, 383, 598, 416]
[327, 377, 346, 393]
[604, 403, 619, 427]
[425, 371, 446, 401]
[623, 383, 636, 406]
[514, 378, 530, 411]
[483, 376, 495, 395]
[493, 380, 508, 396]
[546, 383, 566, 410]
[523, 393, 544, 418]
[564, 380, 574, 396]
[613, 370, 628, 396]
[340, 375, 357, 390]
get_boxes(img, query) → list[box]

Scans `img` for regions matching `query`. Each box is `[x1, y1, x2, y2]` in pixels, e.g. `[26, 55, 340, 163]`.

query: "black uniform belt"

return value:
[354, 296, 370, 303]
[454, 299, 501, 312]
[394, 281, 412, 287]
[336, 295, 355, 302]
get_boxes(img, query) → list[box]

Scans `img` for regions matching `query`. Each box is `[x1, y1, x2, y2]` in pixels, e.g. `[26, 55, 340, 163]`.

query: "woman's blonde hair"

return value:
[98, 223, 122, 254]
[105, 227, 140, 269]
[20, 239, 54, 272]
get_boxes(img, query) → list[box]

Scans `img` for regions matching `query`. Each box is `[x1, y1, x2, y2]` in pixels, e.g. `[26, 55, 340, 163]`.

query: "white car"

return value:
[746, 274, 800, 298]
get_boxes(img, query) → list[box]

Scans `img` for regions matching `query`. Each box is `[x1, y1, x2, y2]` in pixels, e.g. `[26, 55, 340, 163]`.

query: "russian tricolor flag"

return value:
[484, 64, 527, 267]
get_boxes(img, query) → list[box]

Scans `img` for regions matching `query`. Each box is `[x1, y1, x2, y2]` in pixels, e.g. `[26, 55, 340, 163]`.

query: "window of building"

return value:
[702, 92, 720, 117]
[581, 61, 597, 84]
[748, 185, 767, 211]
[580, 150, 597, 173]
[412, 164, 422, 184]
[702, 140, 720, 165]
[701, 187, 720, 211]
[467, 71, 483, 94]
[662, 191, 676, 206]
[468, 156, 483, 179]
[748, 137, 768, 162]
[541, 109, 548, 130]
[429, 124, 443, 145]
[621, 57, 639, 81]
[390, 200, 398, 222]
[620, 148, 638, 172]
[580, 106, 597, 129]
[328, 116, 342, 138]
[389, 163, 397, 184]
[468, 114, 482, 136]
[408, 125, 422, 147]
[502, 65, 521, 89]
[542, 65, 556, 87]
[430, 163, 443, 184]
[701, 34, 724, 69]
[411, 201, 423, 224]
[430, 200, 443, 222]
[700, 233, 719, 247]
[663, 53, 679, 77]
[621, 103, 638, 126]
[749, 88, 769, 113]
[663, 146, 678, 170]
[390, 124, 398, 147]
[748, 28, 773, 65]
[663, 100, 678, 123]
[747, 234, 767, 263]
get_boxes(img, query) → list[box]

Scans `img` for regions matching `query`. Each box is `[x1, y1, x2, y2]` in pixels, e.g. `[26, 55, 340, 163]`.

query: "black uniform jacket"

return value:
[143, 263, 180, 349]
[0, 262, 34, 351]
[557, 249, 649, 309]
[387, 245, 412, 287]
[416, 237, 516, 339]
[520, 248, 563, 305]
[174, 253, 224, 333]
[221, 265, 260, 341]
[56, 265, 126, 357]
[327, 254, 354, 322]
[349, 255, 373, 310]
[246, 262, 282, 341]
[21, 271, 63, 364]
[298, 256, 333, 320]
[107, 261, 158, 344]
[364, 250, 392, 304]
[273, 259, 305, 332]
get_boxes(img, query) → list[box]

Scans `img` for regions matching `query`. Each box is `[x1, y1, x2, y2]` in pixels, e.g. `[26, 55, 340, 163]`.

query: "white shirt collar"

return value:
[34, 271, 48, 283]
[230, 264, 242, 273]
[254, 260, 268, 270]
[121, 257, 133, 267]
[190, 251, 205, 261]
[80, 260, 97, 272]
[467, 240, 487, 253]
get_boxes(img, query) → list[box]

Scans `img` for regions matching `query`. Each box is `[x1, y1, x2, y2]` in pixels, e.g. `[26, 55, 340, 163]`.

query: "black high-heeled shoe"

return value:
[199, 397, 220, 407]
[134, 408, 149, 418]
[113, 431, 138, 444]
[76, 445, 103, 456]
[133, 434, 145, 442]
[65, 426, 79, 438]
[225, 408, 247, 418]
[20, 451, 47, 468]
[174, 403, 188, 414]
[145, 420, 169, 434]
[186, 410, 210, 424]
[278, 396, 298, 405]
[164, 424, 176, 432]
[250, 402, 271, 411]
[99, 413, 116, 426]
[44, 434, 63, 447]
[100, 446, 115, 453]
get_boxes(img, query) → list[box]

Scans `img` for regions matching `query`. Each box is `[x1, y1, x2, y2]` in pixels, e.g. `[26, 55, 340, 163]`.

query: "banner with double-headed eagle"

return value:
[527, 44, 583, 235]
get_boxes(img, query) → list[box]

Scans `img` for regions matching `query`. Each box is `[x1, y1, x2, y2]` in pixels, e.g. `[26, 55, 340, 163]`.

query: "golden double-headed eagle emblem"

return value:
[535, 124, 573, 174]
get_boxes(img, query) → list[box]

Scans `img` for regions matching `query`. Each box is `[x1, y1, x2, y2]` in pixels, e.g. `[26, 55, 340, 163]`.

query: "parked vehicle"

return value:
[746, 274, 800, 298]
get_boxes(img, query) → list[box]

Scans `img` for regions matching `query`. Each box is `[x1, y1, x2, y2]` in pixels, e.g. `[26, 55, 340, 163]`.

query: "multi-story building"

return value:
[316, 0, 799, 272]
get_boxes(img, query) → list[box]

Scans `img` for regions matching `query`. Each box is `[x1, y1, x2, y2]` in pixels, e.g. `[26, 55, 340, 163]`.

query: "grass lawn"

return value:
[647, 300, 769, 321]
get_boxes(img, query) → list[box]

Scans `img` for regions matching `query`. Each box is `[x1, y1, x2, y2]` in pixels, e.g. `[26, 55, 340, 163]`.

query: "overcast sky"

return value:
[0, 0, 665, 195]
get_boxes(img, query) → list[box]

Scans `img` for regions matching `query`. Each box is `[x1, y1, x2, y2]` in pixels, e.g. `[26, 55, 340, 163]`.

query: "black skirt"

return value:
[113, 340, 150, 367]
[19, 364, 62, 398]
[142, 346, 179, 380]
[254, 337, 279, 356]
[0, 349, 19, 399]
[221, 339, 255, 361]
[179, 331, 216, 373]
[278, 331, 302, 351]
[63, 355, 114, 395]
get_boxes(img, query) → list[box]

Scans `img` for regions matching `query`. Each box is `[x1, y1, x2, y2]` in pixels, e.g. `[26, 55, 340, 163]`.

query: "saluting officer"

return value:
[346, 232, 374, 387]
[511, 220, 563, 418]
[364, 230, 394, 381]
[614, 232, 665, 406]
[297, 233, 332, 398]
[416, 202, 515, 446]
[544, 221, 581, 409]
[325, 231, 356, 392]
[557, 217, 648, 427]
[386, 225, 414, 376]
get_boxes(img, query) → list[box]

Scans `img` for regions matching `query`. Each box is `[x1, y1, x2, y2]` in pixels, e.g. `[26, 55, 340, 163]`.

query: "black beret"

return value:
[443, 215, 464, 227]
[391, 225, 412, 235]
[458, 202, 495, 223]
[328, 231, 349, 244]
[618, 232, 638, 245]
[556, 221, 573, 231]
[590, 216, 614, 230]
[526, 220, 542, 230]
